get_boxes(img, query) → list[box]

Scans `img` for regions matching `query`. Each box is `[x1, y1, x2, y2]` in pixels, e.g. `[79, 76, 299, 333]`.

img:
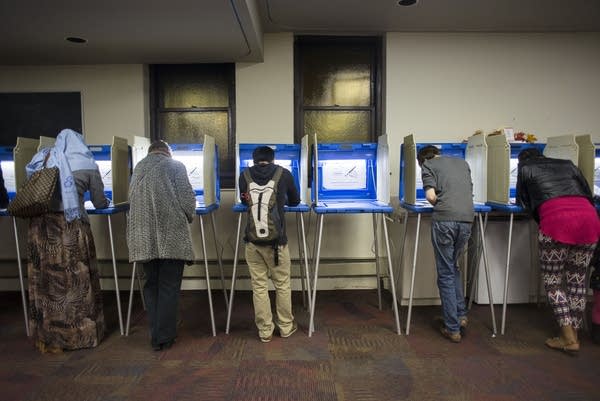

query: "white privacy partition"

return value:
[575, 134, 595, 191]
[544, 134, 579, 165]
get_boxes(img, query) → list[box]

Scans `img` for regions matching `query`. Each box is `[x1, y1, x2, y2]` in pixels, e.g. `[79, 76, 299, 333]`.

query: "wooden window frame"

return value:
[149, 64, 236, 188]
[293, 36, 383, 144]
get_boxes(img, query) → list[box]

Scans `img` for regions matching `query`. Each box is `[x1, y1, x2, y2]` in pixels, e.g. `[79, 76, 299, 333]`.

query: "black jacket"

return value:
[516, 156, 593, 222]
[239, 163, 301, 245]
[0, 167, 8, 209]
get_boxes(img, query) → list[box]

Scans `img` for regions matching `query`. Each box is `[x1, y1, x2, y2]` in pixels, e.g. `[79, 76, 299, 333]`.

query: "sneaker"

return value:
[459, 317, 468, 329]
[440, 327, 461, 343]
[260, 334, 273, 343]
[280, 321, 298, 338]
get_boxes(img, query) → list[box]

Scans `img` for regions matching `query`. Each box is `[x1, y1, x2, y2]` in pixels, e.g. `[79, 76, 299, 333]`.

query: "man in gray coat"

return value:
[127, 140, 196, 351]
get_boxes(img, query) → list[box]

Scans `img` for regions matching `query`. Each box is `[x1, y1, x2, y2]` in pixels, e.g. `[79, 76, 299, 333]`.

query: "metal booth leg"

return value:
[107, 215, 124, 335]
[225, 213, 243, 334]
[405, 213, 422, 335]
[382, 214, 402, 335]
[13, 217, 30, 337]
[299, 212, 312, 310]
[308, 214, 324, 337]
[478, 213, 497, 336]
[210, 212, 228, 310]
[199, 216, 216, 336]
[501, 213, 514, 335]
[126, 262, 137, 336]
[372, 214, 382, 310]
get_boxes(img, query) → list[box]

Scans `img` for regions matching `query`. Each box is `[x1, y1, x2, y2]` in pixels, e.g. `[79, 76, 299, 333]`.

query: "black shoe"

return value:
[152, 344, 162, 351]
[592, 323, 600, 345]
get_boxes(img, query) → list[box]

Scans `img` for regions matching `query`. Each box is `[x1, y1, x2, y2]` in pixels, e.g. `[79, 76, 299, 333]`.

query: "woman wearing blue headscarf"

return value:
[26, 129, 109, 353]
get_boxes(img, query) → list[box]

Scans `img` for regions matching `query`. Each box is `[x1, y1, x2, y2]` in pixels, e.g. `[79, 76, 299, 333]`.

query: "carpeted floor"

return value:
[1, 289, 599, 401]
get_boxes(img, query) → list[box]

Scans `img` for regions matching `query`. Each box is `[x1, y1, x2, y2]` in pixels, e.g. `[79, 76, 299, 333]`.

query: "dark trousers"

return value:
[143, 259, 184, 347]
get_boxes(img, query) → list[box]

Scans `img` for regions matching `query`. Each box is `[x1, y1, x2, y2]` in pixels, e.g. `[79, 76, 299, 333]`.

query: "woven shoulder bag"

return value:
[8, 153, 59, 218]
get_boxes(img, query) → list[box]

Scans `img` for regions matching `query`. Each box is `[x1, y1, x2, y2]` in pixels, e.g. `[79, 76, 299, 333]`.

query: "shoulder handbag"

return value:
[8, 152, 59, 218]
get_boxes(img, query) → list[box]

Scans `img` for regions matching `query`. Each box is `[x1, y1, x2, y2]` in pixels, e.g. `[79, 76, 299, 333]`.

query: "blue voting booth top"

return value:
[312, 142, 391, 214]
[400, 142, 467, 201]
[234, 143, 309, 213]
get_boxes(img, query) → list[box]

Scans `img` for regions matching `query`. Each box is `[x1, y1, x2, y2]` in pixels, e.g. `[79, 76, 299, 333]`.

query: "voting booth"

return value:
[483, 134, 546, 334]
[0, 137, 41, 337]
[226, 138, 312, 335]
[127, 135, 223, 337]
[397, 134, 496, 335]
[88, 136, 131, 204]
[86, 136, 131, 335]
[0, 138, 39, 200]
[309, 134, 400, 336]
[397, 135, 467, 308]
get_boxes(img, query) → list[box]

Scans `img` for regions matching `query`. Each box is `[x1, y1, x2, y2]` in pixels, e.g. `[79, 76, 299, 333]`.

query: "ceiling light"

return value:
[398, 0, 418, 6]
[65, 37, 87, 44]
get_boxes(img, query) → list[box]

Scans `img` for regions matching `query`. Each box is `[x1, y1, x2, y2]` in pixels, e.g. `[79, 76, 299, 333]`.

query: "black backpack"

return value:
[243, 166, 284, 253]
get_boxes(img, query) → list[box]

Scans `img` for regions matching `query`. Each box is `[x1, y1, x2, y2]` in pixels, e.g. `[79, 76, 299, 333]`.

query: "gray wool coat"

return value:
[127, 153, 196, 263]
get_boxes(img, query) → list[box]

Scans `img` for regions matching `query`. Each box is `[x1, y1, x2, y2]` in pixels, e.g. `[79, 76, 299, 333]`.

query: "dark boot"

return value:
[545, 325, 579, 354]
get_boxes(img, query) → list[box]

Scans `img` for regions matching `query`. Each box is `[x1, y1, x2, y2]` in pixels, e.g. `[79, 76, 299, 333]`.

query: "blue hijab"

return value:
[26, 129, 98, 222]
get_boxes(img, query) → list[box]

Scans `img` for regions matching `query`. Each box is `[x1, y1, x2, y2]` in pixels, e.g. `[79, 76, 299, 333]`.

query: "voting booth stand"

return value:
[309, 135, 401, 337]
[87, 136, 131, 335]
[126, 135, 225, 337]
[398, 134, 497, 335]
[226, 138, 312, 335]
[0, 138, 39, 336]
[484, 135, 545, 334]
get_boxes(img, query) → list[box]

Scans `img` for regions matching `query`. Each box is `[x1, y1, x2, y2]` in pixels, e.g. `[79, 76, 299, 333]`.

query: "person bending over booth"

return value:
[516, 148, 600, 354]
[26, 129, 110, 353]
[418, 145, 474, 343]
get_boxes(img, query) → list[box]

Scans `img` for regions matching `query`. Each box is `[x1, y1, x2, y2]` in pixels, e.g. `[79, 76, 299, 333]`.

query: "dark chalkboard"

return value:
[0, 92, 82, 146]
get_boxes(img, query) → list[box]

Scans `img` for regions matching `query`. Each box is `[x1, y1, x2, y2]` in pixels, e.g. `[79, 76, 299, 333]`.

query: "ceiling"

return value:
[1, 0, 599, 65]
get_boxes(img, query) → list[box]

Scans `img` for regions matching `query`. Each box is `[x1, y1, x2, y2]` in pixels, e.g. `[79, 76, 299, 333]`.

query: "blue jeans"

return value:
[431, 221, 472, 333]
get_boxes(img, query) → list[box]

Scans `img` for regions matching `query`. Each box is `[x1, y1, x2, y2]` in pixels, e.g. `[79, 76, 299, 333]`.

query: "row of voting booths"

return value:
[1, 131, 598, 337]
[398, 132, 597, 335]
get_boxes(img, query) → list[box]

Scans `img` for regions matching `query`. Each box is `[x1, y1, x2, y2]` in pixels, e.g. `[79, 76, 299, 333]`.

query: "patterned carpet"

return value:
[1, 289, 599, 401]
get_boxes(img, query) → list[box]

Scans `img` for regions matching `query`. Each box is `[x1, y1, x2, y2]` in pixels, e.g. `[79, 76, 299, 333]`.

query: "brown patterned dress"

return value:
[27, 212, 105, 351]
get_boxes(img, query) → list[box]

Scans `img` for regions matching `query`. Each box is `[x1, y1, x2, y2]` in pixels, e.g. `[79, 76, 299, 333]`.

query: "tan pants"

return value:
[245, 242, 294, 339]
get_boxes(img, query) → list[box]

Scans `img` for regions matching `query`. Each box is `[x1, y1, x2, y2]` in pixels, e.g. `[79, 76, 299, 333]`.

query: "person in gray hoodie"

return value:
[127, 140, 196, 351]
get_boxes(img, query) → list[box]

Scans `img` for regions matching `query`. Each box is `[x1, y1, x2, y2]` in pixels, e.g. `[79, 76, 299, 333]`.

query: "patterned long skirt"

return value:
[538, 232, 596, 330]
[27, 213, 105, 351]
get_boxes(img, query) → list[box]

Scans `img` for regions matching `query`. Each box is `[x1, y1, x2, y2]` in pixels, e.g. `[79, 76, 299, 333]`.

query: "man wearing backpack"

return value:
[240, 145, 301, 342]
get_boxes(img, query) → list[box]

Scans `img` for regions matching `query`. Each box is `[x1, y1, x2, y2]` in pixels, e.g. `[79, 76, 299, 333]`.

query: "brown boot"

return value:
[545, 325, 579, 355]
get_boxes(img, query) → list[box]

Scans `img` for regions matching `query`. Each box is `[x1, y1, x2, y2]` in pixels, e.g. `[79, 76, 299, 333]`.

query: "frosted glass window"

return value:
[295, 37, 382, 144]
[159, 111, 228, 163]
[152, 64, 235, 187]
[304, 111, 369, 143]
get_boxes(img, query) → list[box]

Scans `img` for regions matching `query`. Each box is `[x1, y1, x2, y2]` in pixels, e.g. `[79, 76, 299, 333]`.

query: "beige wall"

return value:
[1, 33, 600, 292]
[386, 32, 600, 195]
[0, 64, 148, 144]
[236, 33, 294, 142]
